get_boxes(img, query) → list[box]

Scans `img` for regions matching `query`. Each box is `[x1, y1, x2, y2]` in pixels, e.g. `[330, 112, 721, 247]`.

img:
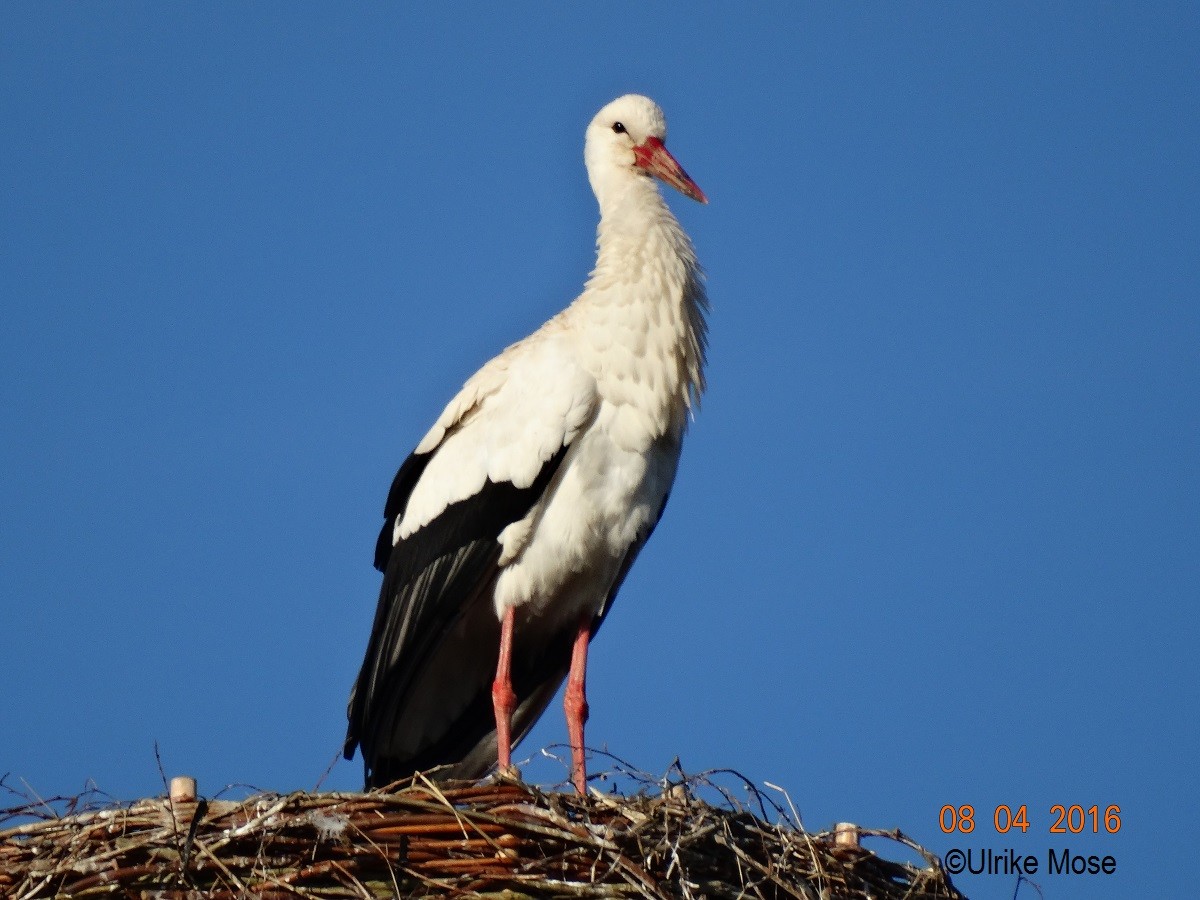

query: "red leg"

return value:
[492, 605, 518, 776]
[563, 616, 591, 795]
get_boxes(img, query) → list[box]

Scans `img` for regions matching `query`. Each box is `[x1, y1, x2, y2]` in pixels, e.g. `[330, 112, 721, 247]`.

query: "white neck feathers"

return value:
[570, 181, 708, 439]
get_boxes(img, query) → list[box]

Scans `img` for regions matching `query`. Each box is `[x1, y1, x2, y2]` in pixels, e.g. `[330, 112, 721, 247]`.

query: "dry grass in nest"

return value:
[1, 766, 965, 899]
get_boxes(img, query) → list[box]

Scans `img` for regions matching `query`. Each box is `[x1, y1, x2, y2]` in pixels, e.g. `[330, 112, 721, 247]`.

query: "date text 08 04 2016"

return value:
[939, 804, 1122, 834]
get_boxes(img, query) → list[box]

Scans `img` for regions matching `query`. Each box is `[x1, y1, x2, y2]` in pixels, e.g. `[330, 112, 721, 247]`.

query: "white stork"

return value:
[345, 94, 708, 795]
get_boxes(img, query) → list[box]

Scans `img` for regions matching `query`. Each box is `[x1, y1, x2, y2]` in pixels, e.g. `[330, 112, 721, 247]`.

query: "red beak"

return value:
[632, 136, 708, 204]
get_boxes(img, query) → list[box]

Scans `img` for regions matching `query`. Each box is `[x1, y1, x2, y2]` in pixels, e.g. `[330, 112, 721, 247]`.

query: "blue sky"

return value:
[2, 4, 1196, 898]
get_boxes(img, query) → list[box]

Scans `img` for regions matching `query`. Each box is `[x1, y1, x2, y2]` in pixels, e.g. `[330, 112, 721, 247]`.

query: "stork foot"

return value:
[493, 762, 522, 782]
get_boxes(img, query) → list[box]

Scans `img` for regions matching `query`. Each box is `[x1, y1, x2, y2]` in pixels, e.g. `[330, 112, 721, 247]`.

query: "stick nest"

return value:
[1, 769, 965, 899]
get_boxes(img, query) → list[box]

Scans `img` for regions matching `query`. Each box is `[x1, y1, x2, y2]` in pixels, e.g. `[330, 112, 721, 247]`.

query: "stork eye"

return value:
[611, 122, 627, 134]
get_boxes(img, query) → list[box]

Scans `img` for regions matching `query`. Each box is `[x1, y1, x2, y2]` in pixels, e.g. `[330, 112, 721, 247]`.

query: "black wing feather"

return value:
[368, 488, 672, 788]
[373, 450, 432, 572]
[345, 442, 570, 786]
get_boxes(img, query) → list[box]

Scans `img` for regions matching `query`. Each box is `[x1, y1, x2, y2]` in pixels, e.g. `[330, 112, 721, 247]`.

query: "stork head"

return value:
[584, 94, 707, 207]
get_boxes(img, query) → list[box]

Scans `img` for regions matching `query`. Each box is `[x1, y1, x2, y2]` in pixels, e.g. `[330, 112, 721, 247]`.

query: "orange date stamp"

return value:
[938, 804, 1121, 834]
